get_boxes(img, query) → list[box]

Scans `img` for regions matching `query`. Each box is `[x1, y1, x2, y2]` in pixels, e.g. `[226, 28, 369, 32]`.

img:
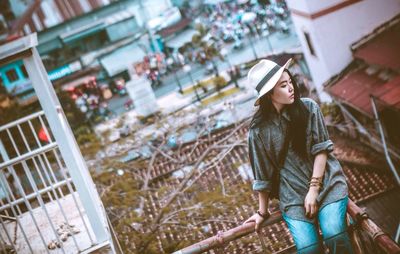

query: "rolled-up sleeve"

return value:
[310, 102, 334, 156]
[248, 129, 274, 192]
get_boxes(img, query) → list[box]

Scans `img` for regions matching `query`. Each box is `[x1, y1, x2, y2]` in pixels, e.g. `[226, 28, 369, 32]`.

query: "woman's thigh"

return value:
[318, 197, 354, 254]
[282, 213, 322, 254]
[318, 197, 348, 239]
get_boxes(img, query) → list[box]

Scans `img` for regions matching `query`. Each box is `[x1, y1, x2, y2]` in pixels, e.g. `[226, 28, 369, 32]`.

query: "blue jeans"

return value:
[282, 197, 354, 254]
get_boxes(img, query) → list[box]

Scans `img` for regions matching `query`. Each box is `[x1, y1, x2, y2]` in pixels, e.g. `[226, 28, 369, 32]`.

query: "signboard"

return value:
[48, 61, 82, 81]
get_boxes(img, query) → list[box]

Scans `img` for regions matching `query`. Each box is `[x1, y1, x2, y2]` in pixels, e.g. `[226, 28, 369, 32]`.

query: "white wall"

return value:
[286, 0, 400, 101]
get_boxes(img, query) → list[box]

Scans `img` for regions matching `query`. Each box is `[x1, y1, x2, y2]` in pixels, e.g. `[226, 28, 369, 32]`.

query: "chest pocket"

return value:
[270, 124, 286, 156]
[257, 126, 285, 169]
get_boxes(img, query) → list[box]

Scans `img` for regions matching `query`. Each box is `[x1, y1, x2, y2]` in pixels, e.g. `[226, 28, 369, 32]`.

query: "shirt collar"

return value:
[270, 106, 291, 126]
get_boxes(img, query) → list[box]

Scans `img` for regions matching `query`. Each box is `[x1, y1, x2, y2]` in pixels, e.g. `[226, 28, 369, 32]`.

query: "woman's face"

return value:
[270, 71, 295, 105]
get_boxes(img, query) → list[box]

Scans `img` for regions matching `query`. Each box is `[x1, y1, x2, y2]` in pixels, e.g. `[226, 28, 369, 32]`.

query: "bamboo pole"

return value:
[347, 199, 400, 254]
[172, 211, 283, 254]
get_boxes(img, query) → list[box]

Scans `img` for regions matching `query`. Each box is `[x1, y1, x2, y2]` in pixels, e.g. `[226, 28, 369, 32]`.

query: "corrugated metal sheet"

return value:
[353, 22, 400, 71]
[327, 69, 400, 116]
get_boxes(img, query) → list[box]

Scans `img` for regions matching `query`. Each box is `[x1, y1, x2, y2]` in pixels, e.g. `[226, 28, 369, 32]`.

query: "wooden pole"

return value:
[347, 199, 400, 254]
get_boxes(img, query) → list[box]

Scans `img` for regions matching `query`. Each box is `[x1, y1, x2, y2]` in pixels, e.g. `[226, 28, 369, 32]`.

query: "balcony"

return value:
[0, 34, 117, 253]
[0, 111, 111, 253]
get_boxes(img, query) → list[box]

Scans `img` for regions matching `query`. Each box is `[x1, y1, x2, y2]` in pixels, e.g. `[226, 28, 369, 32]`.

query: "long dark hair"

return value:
[250, 69, 309, 159]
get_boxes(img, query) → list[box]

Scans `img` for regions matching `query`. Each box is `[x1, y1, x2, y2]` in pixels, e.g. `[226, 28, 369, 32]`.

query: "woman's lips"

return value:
[290, 94, 294, 99]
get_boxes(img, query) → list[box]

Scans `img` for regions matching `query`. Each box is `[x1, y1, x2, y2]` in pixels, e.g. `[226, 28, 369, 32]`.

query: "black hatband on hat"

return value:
[255, 65, 281, 93]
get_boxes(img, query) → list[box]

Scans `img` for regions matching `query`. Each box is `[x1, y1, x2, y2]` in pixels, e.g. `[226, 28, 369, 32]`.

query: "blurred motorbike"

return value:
[278, 20, 290, 34]
[148, 69, 162, 87]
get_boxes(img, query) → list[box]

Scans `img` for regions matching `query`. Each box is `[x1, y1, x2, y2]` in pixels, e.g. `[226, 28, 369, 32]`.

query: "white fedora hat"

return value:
[248, 58, 292, 106]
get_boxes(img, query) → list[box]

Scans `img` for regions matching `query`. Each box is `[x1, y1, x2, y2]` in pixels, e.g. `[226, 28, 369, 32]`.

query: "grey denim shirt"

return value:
[248, 97, 348, 223]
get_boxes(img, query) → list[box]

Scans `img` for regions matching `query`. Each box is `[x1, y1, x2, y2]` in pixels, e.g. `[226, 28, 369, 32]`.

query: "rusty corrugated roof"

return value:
[327, 68, 400, 116]
[353, 22, 400, 71]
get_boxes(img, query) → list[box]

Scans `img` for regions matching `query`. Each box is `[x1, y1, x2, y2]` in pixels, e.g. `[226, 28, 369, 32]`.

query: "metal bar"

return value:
[33, 154, 81, 251]
[0, 140, 11, 218]
[5, 129, 20, 157]
[0, 27, 38, 59]
[0, 177, 72, 211]
[31, 150, 53, 202]
[24, 47, 110, 244]
[0, 111, 44, 132]
[51, 149, 95, 245]
[28, 119, 53, 201]
[0, 224, 11, 254]
[21, 160, 67, 254]
[38, 115, 53, 143]
[0, 172, 22, 216]
[0, 49, 32, 67]
[0, 212, 16, 253]
[0, 141, 22, 215]
[0, 215, 15, 221]
[0, 172, 33, 253]
[27, 119, 41, 148]
[0, 199, 10, 217]
[7, 166, 51, 253]
[0, 143, 57, 170]
[41, 153, 64, 198]
[16, 124, 30, 152]
[370, 96, 400, 185]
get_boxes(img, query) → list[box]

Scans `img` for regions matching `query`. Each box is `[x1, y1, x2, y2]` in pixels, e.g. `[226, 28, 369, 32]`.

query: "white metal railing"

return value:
[0, 111, 95, 253]
[0, 33, 115, 254]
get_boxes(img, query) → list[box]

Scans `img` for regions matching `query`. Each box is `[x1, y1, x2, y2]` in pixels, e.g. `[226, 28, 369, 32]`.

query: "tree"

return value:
[91, 110, 259, 253]
[182, 24, 223, 77]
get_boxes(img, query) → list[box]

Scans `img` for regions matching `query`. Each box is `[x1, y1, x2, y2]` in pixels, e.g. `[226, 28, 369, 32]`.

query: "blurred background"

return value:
[0, 0, 399, 253]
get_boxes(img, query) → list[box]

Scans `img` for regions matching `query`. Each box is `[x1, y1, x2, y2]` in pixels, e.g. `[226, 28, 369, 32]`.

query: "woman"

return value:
[243, 59, 354, 254]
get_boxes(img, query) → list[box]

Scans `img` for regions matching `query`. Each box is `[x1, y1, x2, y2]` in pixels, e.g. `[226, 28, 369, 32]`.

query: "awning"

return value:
[326, 68, 400, 115]
[104, 8, 136, 26]
[353, 22, 400, 71]
[204, 0, 230, 5]
[158, 18, 191, 38]
[165, 28, 199, 49]
[100, 43, 146, 76]
[60, 21, 106, 43]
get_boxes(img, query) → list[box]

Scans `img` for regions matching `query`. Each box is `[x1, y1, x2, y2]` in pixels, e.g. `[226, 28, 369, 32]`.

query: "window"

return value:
[303, 31, 316, 56]
[20, 65, 29, 78]
[0, 75, 5, 93]
[5, 69, 19, 82]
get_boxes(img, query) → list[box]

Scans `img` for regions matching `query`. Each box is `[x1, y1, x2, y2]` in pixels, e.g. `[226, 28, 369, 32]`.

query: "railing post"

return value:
[21, 35, 111, 246]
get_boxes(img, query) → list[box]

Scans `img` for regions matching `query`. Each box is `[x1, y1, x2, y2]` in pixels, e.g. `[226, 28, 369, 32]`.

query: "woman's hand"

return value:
[243, 211, 270, 233]
[304, 187, 319, 218]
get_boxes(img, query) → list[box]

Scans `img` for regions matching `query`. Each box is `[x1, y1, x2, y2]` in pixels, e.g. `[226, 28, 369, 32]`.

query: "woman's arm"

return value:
[258, 190, 270, 214]
[304, 151, 328, 218]
[243, 190, 270, 232]
[312, 151, 328, 178]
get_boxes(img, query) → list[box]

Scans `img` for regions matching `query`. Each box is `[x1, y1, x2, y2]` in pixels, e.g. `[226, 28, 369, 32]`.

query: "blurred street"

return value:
[107, 20, 300, 115]
[1, 1, 399, 254]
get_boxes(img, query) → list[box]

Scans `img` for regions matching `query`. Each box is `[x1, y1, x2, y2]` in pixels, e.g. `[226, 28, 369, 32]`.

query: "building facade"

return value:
[0, 0, 176, 105]
[285, 0, 400, 101]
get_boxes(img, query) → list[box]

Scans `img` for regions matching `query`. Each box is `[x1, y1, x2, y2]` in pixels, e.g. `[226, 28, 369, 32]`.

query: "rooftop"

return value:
[94, 117, 399, 253]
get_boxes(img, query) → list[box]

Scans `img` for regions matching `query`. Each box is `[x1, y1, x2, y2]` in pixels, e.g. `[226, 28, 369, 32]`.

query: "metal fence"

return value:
[0, 34, 115, 254]
[0, 111, 98, 253]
